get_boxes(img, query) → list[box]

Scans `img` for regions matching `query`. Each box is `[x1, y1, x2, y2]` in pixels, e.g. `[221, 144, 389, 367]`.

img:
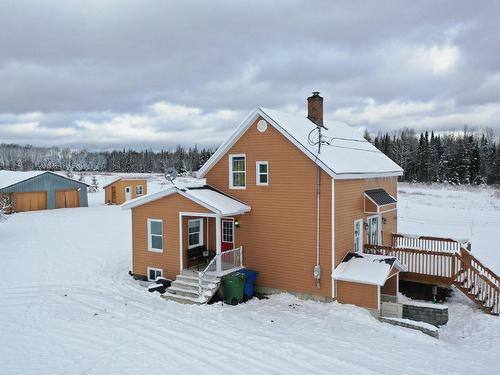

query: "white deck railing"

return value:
[198, 246, 243, 299]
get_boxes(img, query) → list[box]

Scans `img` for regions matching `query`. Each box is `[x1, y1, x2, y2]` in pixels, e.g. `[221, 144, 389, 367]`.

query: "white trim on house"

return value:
[377, 285, 381, 311]
[122, 187, 251, 216]
[229, 154, 247, 189]
[331, 178, 336, 299]
[221, 218, 235, 246]
[367, 214, 382, 246]
[147, 218, 163, 253]
[354, 218, 363, 253]
[147, 267, 163, 281]
[187, 218, 204, 249]
[255, 161, 269, 186]
[196, 107, 404, 180]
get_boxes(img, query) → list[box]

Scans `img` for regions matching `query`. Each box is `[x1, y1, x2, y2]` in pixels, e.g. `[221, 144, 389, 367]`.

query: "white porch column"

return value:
[215, 214, 222, 273]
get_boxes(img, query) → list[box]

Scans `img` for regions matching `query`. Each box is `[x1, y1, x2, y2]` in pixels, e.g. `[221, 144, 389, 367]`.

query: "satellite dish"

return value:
[164, 167, 177, 183]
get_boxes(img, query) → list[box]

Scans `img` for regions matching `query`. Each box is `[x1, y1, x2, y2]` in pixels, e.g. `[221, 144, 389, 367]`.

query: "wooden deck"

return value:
[364, 234, 500, 315]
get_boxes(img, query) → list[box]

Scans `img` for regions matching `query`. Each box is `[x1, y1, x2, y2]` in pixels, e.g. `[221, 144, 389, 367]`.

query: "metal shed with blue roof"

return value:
[0, 171, 89, 212]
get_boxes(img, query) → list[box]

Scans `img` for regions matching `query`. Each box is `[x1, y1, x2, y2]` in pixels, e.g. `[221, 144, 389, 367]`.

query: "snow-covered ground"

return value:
[398, 183, 500, 271]
[0, 175, 499, 374]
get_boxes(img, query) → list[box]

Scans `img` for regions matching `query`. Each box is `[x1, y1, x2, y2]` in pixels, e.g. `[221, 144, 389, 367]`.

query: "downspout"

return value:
[314, 163, 321, 288]
[313, 126, 322, 289]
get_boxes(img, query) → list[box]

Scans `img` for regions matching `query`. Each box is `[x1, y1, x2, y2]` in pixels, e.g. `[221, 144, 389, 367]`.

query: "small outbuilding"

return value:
[103, 177, 147, 205]
[333, 252, 406, 314]
[0, 171, 89, 212]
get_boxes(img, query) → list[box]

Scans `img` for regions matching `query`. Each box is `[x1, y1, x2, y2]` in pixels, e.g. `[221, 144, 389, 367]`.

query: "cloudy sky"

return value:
[1, 0, 499, 150]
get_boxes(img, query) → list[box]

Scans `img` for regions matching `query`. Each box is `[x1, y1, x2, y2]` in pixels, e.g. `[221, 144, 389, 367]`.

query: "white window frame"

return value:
[135, 185, 144, 196]
[147, 267, 163, 281]
[147, 218, 163, 253]
[222, 219, 234, 244]
[256, 161, 269, 186]
[367, 214, 381, 246]
[188, 218, 204, 249]
[353, 219, 363, 253]
[229, 154, 246, 189]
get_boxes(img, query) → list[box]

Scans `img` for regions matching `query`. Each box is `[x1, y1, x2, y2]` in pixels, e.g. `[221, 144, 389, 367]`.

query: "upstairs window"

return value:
[147, 219, 163, 252]
[188, 218, 203, 248]
[229, 154, 246, 189]
[256, 161, 269, 186]
[135, 185, 144, 196]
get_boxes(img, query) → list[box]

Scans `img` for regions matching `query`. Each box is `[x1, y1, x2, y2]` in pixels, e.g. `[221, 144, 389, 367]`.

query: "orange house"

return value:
[104, 178, 147, 205]
[123, 93, 405, 314]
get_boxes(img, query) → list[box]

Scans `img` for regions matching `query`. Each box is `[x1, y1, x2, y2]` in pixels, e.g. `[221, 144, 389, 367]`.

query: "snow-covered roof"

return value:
[197, 107, 404, 180]
[332, 253, 406, 286]
[102, 177, 148, 189]
[0, 170, 46, 190]
[0, 171, 90, 191]
[121, 186, 251, 216]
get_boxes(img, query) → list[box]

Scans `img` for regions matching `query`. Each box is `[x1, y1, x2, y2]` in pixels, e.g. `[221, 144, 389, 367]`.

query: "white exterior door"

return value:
[354, 219, 363, 253]
[125, 186, 131, 201]
[367, 215, 381, 245]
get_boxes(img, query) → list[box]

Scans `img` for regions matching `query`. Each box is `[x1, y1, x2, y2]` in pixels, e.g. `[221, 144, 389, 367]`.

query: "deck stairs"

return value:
[365, 234, 500, 316]
[161, 269, 221, 305]
[452, 254, 500, 315]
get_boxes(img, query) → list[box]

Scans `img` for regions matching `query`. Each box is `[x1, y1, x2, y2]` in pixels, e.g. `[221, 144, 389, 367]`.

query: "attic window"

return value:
[229, 154, 246, 189]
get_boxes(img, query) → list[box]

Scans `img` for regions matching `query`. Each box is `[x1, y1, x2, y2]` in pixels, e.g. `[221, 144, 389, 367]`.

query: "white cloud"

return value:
[411, 44, 460, 75]
[0, 102, 244, 148]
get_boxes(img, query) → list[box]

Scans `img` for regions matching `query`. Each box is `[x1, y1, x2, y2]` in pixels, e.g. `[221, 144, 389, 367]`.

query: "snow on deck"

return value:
[0, 178, 499, 374]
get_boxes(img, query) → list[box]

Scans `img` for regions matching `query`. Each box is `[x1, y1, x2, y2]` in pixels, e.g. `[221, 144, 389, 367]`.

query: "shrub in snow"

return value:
[0, 196, 12, 222]
[66, 170, 74, 179]
[88, 175, 99, 193]
[78, 173, 86, 183]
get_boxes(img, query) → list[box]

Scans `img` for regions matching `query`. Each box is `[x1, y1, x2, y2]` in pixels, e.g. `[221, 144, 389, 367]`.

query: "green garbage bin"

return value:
[223, 272, 246, 305]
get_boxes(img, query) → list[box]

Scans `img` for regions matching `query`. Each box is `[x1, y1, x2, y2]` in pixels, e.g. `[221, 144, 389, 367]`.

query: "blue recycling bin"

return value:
[238, 269, 258, 298]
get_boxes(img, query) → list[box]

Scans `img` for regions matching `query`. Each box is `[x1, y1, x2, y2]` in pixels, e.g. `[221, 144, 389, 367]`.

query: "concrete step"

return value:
[161, 293, 206, 305]
[175, 275, 220, 287]
[166, 285, 215, 299]
[180, 271, 220, 283]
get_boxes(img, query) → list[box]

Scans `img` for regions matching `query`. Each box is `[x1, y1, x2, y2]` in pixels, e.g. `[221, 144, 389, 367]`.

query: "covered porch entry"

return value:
[176, 186, 251, 277]
[179, 213, 244, 276]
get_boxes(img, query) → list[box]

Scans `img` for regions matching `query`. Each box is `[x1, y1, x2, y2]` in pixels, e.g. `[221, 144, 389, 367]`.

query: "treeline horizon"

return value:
[1, 127, 499, 184]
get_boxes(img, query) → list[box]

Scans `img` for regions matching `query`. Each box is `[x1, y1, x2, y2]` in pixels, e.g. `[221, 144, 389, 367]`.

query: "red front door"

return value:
[221, 219, 234, 251]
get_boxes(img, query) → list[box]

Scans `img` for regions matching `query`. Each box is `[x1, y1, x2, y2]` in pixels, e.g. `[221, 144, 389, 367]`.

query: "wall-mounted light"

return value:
[234, 220, 240, 228]
[382, 217, 387, 224]
[363, 222, 369, 230]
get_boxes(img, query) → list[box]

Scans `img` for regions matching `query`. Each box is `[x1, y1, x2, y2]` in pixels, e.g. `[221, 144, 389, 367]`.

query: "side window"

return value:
[148, 219, 163, 252]
[188, 218, 203, 248]
[229, 154, 246, 189]
[256, 161, 269, 186]
[135, 185, 144, 196]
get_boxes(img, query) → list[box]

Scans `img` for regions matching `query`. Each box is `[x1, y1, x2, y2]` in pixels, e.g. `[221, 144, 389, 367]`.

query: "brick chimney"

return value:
[307, 91, 323, 126]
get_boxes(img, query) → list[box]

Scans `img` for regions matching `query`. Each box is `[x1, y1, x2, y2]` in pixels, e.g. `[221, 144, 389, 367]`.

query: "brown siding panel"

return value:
[337, 280, 378, 309]
[13, 192, 47, 212]
[105, 179, 148, 205]
[381, 274, 398, 296]
[56, 189, 80, 208]
[131, 194, 211, 279]
[334, 177, 397, 266]
[205, 116, 332, 298]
